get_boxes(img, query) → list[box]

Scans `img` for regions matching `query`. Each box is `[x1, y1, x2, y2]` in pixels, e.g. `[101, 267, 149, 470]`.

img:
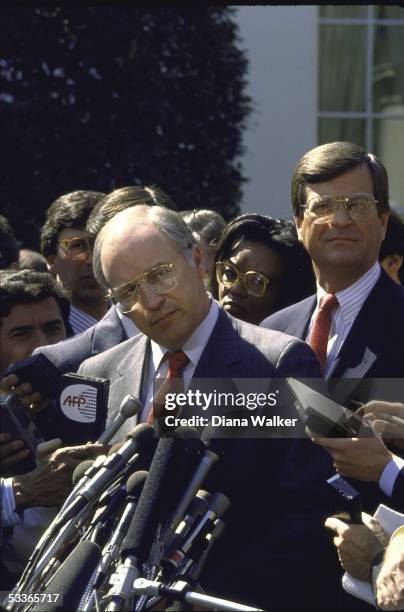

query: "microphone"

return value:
[105, 431, 198, 611]
[56, 424, 155, 525]
[72, 459, 95, 485]
[119, 428, 201, 565]
[165, 442, 222, 534]
[163, 490, 211, 559]
[177, 518, 227, 586]
[80, 471, 148, 612]
[97, 394, 142, 443]
[163, 492, 230, 577]
[58, 455, 107, 516]
[31, 541, 102, 612]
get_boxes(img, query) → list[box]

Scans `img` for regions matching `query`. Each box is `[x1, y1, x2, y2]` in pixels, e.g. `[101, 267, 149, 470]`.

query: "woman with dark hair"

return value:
[211, 214, 315, 325]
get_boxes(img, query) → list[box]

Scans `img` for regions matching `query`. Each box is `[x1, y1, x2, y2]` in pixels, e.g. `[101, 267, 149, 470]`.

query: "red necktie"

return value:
[308, 294, 339, 371]
[148, 350, 190, 424]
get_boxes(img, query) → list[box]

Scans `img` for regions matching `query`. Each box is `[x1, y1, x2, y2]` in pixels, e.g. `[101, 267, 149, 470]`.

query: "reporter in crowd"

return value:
[40, 190, 107, 335]
[0, 439, 107, 588]
[325, 514, 404, 610]
[212, 214, 315, 325]
[0, 269, 70, 474]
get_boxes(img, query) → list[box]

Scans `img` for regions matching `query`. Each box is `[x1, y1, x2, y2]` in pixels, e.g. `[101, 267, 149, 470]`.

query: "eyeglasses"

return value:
[59, 236, 92, 261]
[216, 260, 270, 298]
[108, 263, 177, 313]
[301, 193, 379, 225]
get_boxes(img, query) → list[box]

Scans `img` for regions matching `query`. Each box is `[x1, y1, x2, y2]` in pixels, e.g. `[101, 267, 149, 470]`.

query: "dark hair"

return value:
[211, 214, 315, 310]
[181, 209, 226, 248]
[379, 211, 404, 283]
[291, 141, 389, 218]
[0, 269, 70, 327]
[19, 249, 48, 273]
[86, 185, 178, 244]
[0, 215, 20, 269]
[40, 190, 106, 257]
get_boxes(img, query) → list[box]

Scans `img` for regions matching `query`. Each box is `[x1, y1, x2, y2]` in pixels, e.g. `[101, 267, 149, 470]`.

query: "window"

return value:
[318, 6, 404, 212]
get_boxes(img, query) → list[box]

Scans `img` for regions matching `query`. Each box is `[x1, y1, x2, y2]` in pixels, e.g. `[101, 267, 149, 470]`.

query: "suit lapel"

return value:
[330, 274, 388, 379]
[284, 296, 316, 340]
[107, 334, 150, 432]
[193, 309, 241, 378]
[91, 306, 127, 356]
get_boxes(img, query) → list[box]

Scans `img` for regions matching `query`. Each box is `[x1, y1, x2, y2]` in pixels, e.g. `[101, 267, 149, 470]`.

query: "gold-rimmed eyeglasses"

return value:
[216, 260, 271, 298]
[301, 193, 379, 225]
[59, 236, 92, 261]
[108, 263, 177, 313]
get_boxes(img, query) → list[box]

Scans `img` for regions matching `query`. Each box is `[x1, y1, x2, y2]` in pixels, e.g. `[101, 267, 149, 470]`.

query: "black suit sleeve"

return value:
[275, 337, 322, 378]
[391, 466, 404, 511]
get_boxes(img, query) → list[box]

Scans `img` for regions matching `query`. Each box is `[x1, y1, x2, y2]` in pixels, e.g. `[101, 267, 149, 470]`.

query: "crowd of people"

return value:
[1, 140, 404, 611]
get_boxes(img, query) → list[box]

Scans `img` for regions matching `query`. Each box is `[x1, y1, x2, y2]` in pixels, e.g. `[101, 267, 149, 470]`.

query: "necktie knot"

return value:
[164, 349, 190, 378]
[319, 293, 339, 314]
[148, 350, 190, 426]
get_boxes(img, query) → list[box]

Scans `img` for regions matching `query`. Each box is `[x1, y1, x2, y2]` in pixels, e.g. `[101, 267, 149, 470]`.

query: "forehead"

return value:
[305, 163, 375, 200]
[102, 225, 181, 287]
[229, 240, 283, 272]
[1, 298, 62, 332]
[58, 227, 87, 242]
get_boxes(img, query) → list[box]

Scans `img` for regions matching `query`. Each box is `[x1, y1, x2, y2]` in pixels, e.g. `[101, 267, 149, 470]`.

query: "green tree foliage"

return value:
[1, 7, 251, 248]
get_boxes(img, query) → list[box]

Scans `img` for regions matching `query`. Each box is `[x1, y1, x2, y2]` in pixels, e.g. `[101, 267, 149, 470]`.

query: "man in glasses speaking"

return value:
[262, 140, 404, 380]
[75, 204, 342, 610]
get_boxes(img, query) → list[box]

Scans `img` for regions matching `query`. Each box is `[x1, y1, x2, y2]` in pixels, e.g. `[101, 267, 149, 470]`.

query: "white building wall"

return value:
[235, 6, 318, 219]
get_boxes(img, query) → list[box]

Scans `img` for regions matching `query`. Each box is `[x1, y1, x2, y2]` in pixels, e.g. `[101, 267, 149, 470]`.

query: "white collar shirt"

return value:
[306, 262, 381, 376]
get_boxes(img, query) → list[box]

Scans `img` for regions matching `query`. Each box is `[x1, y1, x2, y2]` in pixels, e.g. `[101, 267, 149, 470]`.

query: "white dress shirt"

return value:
[306, 262, 381, 377]
[69, 305, 98, 335]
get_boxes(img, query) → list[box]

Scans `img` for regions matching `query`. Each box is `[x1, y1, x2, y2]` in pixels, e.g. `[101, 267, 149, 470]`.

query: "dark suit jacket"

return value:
[262, 269, 404, 525]
[261, 269, 404, 380]
[33, 305, 128, 372]
[391, 466, 404, 511]
[79, 308, 348, 610]
[32, 305, 129, 443]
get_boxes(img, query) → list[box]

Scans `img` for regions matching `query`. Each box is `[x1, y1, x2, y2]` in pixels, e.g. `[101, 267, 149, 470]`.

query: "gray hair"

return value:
[93, 205, 197, 289]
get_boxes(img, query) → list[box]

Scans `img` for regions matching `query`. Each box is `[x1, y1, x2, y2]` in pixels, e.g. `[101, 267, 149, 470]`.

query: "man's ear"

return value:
[192, 244, 206, 279]
[46, 255, 56, 274]
[294, 216, 304, 242]
[381, 254, 403, 281]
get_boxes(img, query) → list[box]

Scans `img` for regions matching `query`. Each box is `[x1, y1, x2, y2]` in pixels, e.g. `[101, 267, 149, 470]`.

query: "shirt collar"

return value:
[151, 296, 219, 373]
[316, 262, 381, 323]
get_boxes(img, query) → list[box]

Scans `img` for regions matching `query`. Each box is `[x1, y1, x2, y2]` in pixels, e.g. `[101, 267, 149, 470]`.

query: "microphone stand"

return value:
[134, 578, 264, 612]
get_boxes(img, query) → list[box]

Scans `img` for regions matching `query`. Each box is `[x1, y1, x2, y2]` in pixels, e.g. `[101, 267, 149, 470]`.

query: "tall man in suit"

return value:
[77, 204, 352, 610]
[261, 141, 404, 513]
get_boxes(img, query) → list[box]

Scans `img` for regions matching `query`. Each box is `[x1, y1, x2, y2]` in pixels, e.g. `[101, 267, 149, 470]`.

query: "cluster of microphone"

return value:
[7, 395, 262, 612]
